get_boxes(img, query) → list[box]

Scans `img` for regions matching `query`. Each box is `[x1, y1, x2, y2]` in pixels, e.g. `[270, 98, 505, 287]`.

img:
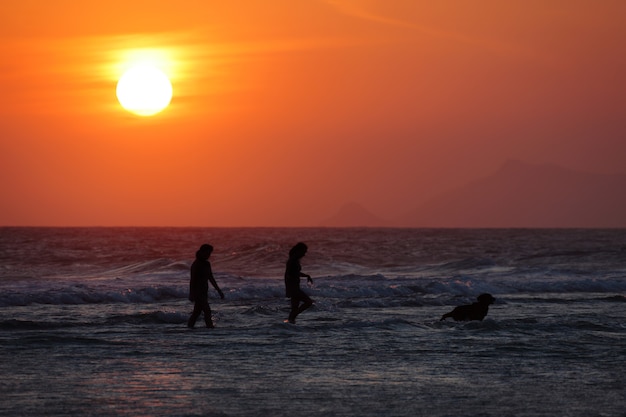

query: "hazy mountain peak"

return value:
[396, 160, 626, 228]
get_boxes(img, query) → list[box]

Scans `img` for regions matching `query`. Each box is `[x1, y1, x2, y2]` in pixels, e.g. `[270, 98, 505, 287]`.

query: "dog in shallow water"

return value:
[440, 293, 496, 321]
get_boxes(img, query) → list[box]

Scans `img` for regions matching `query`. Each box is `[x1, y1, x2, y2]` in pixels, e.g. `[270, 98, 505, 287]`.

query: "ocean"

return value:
[0, 227, 624, 417]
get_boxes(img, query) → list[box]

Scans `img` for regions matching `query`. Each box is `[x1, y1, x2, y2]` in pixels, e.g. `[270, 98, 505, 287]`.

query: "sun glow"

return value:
[115, 49, 176, 116]
[116, 64, 172, 116]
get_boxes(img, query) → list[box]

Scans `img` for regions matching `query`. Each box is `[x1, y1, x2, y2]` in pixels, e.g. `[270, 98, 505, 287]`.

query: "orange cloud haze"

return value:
[1, 1, 625, 226]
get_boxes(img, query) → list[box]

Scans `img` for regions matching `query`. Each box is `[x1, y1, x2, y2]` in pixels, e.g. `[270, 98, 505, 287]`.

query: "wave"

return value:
[0, 311, 188, 332]
[96, 258, 190, 276]
[1, 273, 625, 308]
[427, 257, 497, 272]
[0, 284, 188, 307]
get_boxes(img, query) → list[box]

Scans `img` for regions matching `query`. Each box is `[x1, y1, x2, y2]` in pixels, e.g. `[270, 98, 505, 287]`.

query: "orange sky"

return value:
[1, 0, 625, 226]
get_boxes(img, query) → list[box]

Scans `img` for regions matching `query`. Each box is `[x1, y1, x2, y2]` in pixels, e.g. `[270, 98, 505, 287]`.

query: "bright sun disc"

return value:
[116, 64, 173, 116]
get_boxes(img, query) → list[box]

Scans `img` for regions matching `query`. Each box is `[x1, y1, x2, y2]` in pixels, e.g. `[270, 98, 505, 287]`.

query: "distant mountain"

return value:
[320, 201, 388, 227]
[396, 160, 626, 228]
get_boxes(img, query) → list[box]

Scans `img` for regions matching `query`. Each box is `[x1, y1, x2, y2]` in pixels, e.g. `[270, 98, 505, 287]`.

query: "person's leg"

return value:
[288, 291, 314, 323]
[188, 301, 203, 328]
[296, 294, 313, 316]
[203, 302, 214, 328]
[288, 297, 300, 323]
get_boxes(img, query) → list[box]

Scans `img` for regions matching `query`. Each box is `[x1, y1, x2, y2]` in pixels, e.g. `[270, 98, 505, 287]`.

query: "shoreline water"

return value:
[1, 228, 625, 416]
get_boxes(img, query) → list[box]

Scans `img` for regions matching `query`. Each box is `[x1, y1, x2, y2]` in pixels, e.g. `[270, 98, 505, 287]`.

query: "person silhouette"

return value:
[284, 242, 314, 324]
[187, 244, 224, 328]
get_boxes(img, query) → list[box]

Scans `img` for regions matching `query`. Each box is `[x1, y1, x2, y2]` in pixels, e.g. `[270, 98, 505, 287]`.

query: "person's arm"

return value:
[210, 278, 224, 299]
[207, 267, 225, 299]
[301, 272, 313, 284]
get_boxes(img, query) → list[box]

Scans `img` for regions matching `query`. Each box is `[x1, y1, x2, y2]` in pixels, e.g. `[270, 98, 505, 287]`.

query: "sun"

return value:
[116, 64, 173, 116]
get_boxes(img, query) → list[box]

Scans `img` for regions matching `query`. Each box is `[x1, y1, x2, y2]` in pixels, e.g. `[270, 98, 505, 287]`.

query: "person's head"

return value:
[289, 242, 308, 259]
[196, 243, 213, 260]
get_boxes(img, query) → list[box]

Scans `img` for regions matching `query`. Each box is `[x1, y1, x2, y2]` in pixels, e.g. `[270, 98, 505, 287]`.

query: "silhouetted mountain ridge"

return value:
[397, 160, 626, 227]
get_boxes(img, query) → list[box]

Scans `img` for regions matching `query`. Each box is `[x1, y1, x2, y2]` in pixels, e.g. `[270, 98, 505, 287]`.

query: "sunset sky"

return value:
[1, 1, 625, 226]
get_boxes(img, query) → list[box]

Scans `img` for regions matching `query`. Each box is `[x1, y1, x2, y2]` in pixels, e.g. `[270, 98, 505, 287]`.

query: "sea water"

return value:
[0, 227, 624, 417]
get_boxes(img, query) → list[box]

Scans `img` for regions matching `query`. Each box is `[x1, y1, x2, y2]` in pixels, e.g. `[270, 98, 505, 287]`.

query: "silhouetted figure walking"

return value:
[284, 242, 314, 324]
[188, 244, 224, 328]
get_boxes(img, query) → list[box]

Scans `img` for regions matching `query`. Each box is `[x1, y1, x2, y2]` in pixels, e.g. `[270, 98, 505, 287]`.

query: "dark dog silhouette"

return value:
[440, 293, 496, 321]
